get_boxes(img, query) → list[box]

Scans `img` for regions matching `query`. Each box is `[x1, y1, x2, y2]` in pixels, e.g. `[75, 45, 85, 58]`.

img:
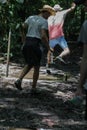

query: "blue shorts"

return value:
[49, 36, 68, 49]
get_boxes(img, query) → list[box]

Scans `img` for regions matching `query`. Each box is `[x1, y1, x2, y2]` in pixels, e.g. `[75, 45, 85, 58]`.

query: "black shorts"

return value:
[22, 37, 42, 66]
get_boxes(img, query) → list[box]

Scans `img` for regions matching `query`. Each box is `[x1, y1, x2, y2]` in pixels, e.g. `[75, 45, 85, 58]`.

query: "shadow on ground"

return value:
[0, 44, 87, 129]
[0, 77, 86, 130]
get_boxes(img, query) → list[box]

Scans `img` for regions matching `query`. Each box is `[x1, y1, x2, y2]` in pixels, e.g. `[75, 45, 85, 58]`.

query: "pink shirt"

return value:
[48, 9, 69, 40]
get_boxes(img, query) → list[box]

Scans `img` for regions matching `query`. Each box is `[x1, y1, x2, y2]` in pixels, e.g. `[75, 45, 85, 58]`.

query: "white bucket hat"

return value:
[53, 4, 63, 11]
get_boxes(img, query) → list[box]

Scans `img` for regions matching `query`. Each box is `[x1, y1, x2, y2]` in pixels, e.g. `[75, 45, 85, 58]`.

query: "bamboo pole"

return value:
[6, 28, 11, 77]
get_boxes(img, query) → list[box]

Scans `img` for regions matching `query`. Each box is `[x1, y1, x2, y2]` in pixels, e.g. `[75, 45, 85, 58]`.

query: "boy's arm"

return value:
[41, 29, 53, 64]
[20, 23, 28, 44]
[41, 29, 50, 50]
[67, 2, 76, 13]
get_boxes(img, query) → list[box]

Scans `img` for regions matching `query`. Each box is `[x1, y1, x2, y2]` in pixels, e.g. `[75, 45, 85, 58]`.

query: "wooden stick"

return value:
[6, 28, 11, 77]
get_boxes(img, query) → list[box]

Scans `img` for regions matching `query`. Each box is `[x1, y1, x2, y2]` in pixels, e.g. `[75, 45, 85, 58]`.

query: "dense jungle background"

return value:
[0, 0, 87, 61]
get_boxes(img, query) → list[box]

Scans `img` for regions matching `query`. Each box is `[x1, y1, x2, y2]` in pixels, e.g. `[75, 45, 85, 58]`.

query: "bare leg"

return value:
[14, 64, 32, 90]
[76, 44, 87, 96]
[19, 64, 32, 81]
[32, 66, 40, 88]
[47, 49, 54, 65]
[59, 47, 70, 58]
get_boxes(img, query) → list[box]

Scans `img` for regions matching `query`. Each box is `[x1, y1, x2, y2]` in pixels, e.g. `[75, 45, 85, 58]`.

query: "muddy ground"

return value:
[0, 44, 87, 130]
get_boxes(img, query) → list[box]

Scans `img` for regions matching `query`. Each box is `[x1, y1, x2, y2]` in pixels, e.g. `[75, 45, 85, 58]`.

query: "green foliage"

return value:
[0, 0, 86, 61]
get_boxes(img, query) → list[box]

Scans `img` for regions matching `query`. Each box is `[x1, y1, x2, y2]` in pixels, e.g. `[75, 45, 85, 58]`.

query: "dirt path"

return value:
[0, 60, 87, 130]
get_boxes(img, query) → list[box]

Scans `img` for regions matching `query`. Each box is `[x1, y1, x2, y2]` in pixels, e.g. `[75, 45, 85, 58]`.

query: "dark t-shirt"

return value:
[73, 0, 86, 5]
